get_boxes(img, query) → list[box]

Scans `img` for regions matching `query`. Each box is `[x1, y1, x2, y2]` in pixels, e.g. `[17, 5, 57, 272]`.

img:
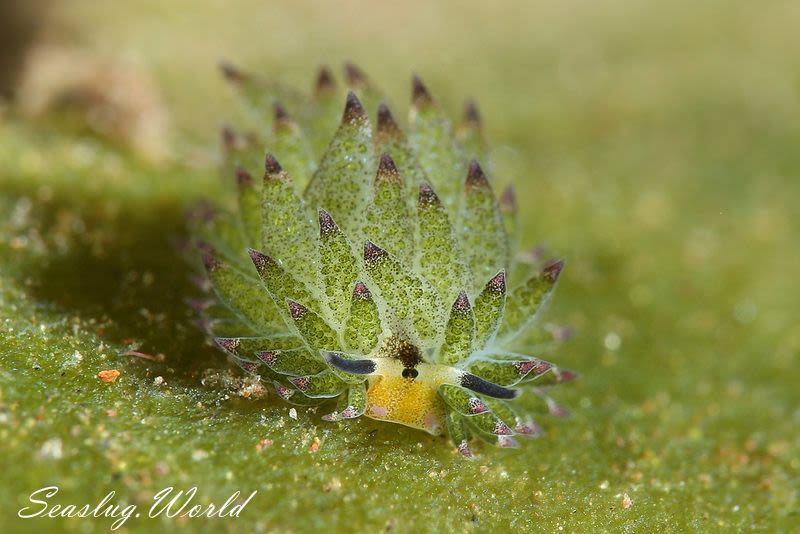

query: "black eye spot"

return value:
[402, 368, 418, 379]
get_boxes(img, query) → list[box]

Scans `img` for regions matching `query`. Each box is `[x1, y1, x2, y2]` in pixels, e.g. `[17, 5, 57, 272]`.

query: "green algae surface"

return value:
[1, 1, 799, 531]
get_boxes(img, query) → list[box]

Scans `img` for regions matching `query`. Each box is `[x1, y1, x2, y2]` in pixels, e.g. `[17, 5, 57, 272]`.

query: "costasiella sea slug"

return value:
[189, 62, 576, 457]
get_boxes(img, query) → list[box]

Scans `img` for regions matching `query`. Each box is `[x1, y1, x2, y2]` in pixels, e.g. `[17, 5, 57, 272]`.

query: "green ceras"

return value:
[190, 62, 576, 457]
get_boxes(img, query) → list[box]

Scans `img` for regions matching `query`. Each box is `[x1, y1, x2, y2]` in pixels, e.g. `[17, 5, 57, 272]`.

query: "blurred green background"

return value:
[1, 0, 798, 531]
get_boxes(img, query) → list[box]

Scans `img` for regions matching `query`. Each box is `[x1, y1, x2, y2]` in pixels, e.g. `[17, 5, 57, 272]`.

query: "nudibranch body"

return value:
[191, 63, 576, 456]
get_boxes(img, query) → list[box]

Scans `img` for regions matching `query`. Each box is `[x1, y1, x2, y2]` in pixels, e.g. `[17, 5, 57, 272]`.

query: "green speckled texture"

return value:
[343, 284, 381, 353]
[364, 162, 414, 264]
[258, 165, 318, 284]
[250, 252, 318, 317]
[408, 88, 464, 208]
[272, 118, 316, 185]
[304, 100, 374, 237]
[206, 258, 282, 332]
[363, 245, 441, 342]
[318, 215, 360, 324]
[261, 349, 326, 377]
[439, 385, 483, 416]
[291, 370, 347, 399]
[236, 173, 261, 246]
[1, 0, 798, 531]
[218, 335, 303, 356]
[465, 358, 535, 387]
[460, 167, 508, 292]
[417, 184, 471, 301]
[289, 304, 340, 352]
[473, 274, 506, 348]
[439, 295, 476, 366]
[498, 266, 559, 342]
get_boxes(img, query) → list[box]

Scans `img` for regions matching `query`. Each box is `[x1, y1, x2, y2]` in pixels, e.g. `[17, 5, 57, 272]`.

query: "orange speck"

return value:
[309, 436, 321, 453]
[256, 438, 273, 452]
[97, 369, 120, 383]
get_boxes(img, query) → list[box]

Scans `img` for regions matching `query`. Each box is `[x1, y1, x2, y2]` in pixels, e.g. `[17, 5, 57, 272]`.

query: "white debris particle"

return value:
[192, 449, 209, 461]
[288, 408, 298, 420]
[599, 480, 609, 490]
[153, 376, 165, 386]
[604, 331, 621, 351]
[65, 350, 83, 368]
[734, 299, 758, 323]
[38, 438, 64, 460]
